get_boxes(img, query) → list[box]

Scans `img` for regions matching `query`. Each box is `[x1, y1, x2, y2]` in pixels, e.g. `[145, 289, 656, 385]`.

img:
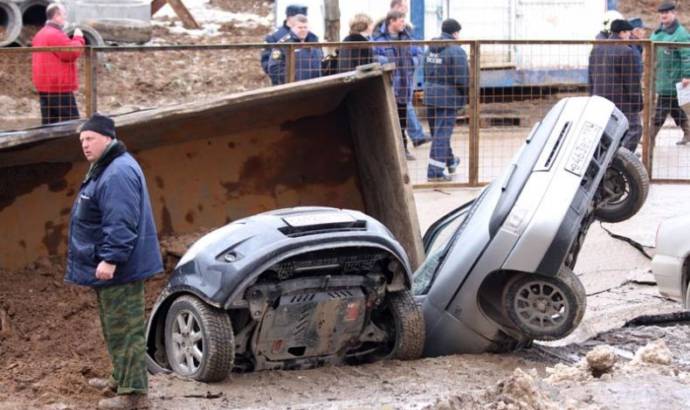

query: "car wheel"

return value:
[503, 266, 586, 341]
[594, 147, 649, 223]
[370, 290, 424, 361]
[164, 295, 234, 382]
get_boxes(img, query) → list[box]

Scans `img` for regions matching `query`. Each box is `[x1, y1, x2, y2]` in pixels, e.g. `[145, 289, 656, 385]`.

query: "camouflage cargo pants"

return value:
[96, 280, 148, 395]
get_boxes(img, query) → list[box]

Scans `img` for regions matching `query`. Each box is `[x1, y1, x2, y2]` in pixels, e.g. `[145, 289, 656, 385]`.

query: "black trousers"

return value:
[622, 112, 642, 152]
[39, 92, 80, 125]
[653, 94, 687, 127]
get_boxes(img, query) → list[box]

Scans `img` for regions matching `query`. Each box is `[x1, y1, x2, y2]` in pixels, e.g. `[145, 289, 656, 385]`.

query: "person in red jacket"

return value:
[31, 3, 85, 125]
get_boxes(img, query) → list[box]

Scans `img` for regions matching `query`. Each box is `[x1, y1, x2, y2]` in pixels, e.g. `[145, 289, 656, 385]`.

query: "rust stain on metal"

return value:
[160, 203, 173, 236]
[0, 162, 73, 212]
[155, 176, 165, 189]
[42, 221, 66, 255]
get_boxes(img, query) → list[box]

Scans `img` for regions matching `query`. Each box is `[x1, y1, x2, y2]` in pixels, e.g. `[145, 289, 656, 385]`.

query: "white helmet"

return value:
[603, 10, 624, 32]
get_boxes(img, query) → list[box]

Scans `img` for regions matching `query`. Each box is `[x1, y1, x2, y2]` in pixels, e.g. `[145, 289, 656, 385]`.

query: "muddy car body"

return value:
[414, 96, 649, 356]
[146, 207, 424, 381]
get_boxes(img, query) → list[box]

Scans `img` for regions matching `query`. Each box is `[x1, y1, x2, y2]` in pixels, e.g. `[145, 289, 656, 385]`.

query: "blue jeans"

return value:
[427, 106, 457, 176]
[407, 102, 426, 142]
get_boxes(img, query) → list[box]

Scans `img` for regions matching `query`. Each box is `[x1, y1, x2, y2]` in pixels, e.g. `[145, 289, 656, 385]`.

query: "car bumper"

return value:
[652, 254, 684, 301]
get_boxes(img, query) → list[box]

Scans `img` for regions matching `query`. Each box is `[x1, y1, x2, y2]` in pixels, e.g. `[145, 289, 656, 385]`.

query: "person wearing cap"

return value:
[267, 14, 323, 85]
[66, 113, 162, 409]
[260, 4, 318, 79]
[422, 19, 468, 182]
[589, 19, 643, 152]
[650, 1, 690, 145]
[31, 2, 85, 125]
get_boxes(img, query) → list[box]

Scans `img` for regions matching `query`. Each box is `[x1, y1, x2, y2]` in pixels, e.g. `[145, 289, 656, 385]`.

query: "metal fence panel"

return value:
[3, 39, 690, 185]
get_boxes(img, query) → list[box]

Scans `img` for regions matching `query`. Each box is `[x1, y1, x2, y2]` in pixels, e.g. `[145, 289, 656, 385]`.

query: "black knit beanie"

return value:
[442, 19, 462, 35]
[79, 113, 116, 139]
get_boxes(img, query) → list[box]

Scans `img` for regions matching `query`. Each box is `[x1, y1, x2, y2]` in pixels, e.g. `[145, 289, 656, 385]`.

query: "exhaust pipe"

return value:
[18, 0, 49, 46]
[0, 0, 21, 47]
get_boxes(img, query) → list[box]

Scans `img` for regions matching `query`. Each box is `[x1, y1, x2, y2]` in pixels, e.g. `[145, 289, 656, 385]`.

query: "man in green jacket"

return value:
[650, 2, 690, 146]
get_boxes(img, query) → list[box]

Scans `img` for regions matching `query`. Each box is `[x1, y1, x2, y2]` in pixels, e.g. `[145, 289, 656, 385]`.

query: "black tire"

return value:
[364, 290, 424, 362]
[594, 147, 649, 223]
[385, 290, 425, 360]
[502, 266, 586, 341]
[164, 295, 234, 382]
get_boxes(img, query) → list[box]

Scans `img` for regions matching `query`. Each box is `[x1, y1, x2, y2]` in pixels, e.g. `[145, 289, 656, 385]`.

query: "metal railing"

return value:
[2, 39, 690, 186]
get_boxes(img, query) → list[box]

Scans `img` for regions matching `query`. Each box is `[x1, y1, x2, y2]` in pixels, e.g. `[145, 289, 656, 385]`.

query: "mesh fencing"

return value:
[3, 40, 690, 185]
[0, 46, 89, 129]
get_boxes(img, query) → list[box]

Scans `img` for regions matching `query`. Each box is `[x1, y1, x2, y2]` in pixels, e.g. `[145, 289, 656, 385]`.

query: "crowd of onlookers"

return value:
[261, 0, 468, 181]
[589, 2, 690, 153]
[27, 1, 690, 182]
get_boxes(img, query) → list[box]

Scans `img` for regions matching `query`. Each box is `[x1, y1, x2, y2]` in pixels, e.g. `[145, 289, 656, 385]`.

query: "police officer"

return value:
[262, 6, 319, 81]
[423, 19, 468, 182]
[267, 14, 323, 85]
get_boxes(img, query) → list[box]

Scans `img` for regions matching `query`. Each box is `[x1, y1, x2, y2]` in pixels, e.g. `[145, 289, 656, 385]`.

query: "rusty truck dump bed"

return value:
[0, 65, 423, 271]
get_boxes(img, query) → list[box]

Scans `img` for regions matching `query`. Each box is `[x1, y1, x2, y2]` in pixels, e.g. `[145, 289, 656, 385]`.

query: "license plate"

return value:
[565, 121, 602, 176]
[283, 212, 356, 227]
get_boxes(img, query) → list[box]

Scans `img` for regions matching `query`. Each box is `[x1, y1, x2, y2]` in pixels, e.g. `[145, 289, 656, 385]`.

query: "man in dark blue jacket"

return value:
[374, 10, 422, 160]
[260, 4, 314, 75]
[66, 113, 162, 409]
[267, 14, 322, 85]
[589, 19, 643, 152]
[423, 19, 468, 181]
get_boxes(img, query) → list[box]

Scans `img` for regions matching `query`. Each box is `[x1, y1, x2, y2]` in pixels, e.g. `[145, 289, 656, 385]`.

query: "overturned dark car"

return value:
[146, 208, 424, 382]
[146, 96, 649, 381]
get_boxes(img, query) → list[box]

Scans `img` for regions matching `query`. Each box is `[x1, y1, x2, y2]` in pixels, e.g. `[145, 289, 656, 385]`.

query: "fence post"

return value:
[642, 40, 654, 175]
[84, 47, 98, 116]
[286, 44, 296, 83]
[468, 41, 481, 186]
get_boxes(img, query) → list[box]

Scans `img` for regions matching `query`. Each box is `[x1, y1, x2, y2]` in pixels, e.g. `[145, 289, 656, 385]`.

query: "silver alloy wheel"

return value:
[512, 280, 569, 333]
[170, 309, 204, 375]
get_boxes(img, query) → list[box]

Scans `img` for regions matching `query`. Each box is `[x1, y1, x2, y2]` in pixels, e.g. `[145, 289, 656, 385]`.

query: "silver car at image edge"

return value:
[652, 214, 690, 308]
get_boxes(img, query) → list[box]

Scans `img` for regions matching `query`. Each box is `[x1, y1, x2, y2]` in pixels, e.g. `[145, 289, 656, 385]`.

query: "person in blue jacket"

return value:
[260, 4, 314, 75]
[374, 10, 422, 160]
[423, 19, 468, 182]
[66, 113, 162, 409]
[267, 14, 323, 85]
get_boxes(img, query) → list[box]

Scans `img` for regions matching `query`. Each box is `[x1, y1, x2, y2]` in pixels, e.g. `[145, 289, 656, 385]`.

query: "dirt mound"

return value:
[486, 368, 558, 410]
[0, 255, 169, 408]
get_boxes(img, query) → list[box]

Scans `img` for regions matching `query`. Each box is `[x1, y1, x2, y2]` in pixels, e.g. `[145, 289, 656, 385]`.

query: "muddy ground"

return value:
[2, 1, 690, 409]
[1, 185, 690, 410]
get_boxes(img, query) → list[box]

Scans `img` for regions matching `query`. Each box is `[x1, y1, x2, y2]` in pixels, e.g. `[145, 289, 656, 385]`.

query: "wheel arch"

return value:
[146, 287, 226, 370]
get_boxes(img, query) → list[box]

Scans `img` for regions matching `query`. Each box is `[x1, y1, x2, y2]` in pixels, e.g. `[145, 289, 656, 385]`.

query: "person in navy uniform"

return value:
[267, 14, 323, 85]
[261, 4, 318, 78]
[423, 19, 468, 182]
